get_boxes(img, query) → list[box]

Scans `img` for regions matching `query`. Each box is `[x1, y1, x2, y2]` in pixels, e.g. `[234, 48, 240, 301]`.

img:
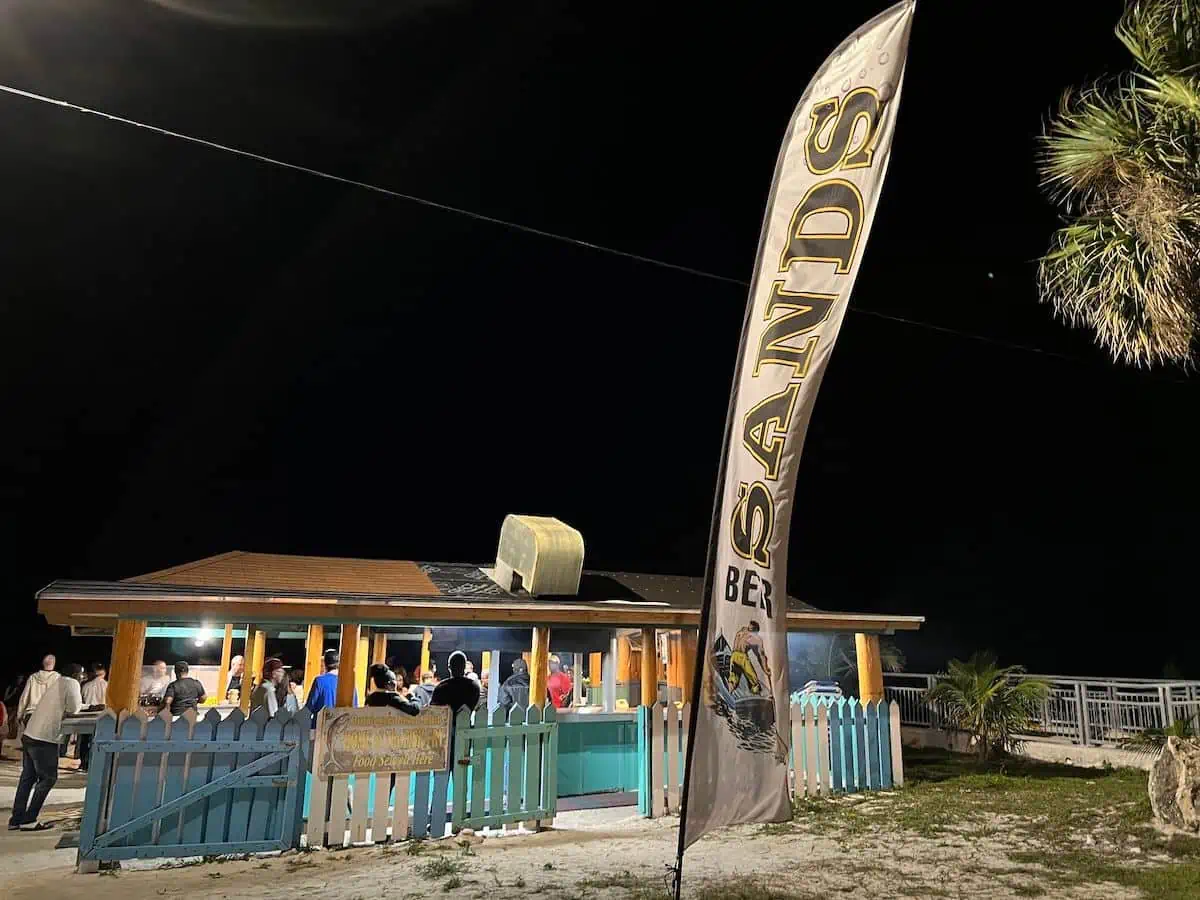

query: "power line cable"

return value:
[0, 81, 1176, 372]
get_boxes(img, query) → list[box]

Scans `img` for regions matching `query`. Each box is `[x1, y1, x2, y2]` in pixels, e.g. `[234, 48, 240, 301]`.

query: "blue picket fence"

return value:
[639, 697, 904, 816]
[78, 706, 309, 868]
[789, 696, 903, 797]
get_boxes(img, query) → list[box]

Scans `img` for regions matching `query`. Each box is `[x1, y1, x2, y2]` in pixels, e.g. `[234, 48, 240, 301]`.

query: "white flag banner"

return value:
[681, 1, 915, 849]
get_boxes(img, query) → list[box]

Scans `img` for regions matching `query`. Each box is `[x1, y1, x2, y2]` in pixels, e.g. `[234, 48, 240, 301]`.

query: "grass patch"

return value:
[787, 748, 1200, 900]
[415, 856, 466, 880]
[441, 876, 462, 892]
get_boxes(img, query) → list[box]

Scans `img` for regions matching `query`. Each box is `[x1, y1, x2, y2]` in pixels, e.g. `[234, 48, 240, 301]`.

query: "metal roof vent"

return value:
[492, 515, 584, 596]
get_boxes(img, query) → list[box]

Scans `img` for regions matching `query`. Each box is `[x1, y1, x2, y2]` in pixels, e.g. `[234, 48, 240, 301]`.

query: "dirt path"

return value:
[1, 807, 1141, 900]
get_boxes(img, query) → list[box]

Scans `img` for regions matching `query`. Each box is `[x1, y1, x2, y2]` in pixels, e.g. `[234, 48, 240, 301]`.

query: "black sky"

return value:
[1, 0, 1194, 686]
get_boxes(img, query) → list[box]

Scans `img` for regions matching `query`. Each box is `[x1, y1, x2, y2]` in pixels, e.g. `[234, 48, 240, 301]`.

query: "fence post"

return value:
[1074, 682, 1088, 746]
[926, 675, 939, 730]
[1159, 685, 1174, 728]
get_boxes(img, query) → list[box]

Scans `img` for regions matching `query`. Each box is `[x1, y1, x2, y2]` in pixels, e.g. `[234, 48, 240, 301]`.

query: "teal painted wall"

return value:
[556, 718, 639, 796]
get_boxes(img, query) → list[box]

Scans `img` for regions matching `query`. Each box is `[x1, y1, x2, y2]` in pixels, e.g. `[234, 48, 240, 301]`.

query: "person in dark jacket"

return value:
[496, 658, 531, 714]
[365, 664, 419, 716]
[411, 671, 436, 708]
[431, 651, 480, 713]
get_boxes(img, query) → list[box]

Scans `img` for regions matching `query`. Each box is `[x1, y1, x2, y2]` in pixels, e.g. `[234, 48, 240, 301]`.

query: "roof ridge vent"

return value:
[491, 515, 584, 596]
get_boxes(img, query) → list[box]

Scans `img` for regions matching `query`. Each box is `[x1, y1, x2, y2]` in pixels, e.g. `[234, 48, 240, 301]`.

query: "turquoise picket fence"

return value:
[77, 706, 309, 870]
[639, 697, 904, 816]
[307, 704, 558, 847]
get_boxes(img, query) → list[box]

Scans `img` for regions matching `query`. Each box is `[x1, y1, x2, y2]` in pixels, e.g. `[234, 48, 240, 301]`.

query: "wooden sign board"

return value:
[314, 706, 451, 778]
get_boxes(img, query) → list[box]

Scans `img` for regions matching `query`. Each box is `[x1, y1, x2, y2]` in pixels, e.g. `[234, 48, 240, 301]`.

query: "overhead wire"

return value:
[0, 81, 1174, 372]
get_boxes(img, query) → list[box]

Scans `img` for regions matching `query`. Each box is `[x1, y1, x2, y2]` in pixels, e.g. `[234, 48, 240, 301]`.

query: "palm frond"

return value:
[1039, 0, 1200, 367]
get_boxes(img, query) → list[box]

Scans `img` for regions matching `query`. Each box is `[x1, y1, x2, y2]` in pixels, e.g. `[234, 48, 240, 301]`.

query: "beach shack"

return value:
[36, 515, 922, 865]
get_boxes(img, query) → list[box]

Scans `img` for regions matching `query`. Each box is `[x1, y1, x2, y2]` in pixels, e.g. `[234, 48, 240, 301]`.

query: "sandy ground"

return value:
[1, 802, 1143, 900]
[0, 739, 1157, 899]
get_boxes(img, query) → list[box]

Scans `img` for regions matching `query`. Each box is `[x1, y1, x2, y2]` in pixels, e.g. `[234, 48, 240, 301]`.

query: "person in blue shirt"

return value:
[305, 649, 357, 724]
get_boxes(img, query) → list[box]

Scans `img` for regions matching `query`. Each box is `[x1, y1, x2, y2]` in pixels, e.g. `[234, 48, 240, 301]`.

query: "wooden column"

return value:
[529, 626, 550, 708]
[855, 633, 885, 703]
[216, 623, 235, 701]
[242, 626, 267, 713]
[336, 624, 362, 708]
[640, 627, 658, 706]
[356, 632, 370, 699]
[107, 620, 147, 714]
[420, 627, 432, 677]
[304, 624, 324, 695]
[372, 631, 388, 665]
[589, 652, 602, 693]
[679, 629, 698, 705]
[666, 632, 682, 700]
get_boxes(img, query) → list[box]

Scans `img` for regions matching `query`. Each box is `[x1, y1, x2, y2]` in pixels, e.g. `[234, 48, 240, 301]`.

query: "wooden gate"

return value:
[78, 707, 308, 868]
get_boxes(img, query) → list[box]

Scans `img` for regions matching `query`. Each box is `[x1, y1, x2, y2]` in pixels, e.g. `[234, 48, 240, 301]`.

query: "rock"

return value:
[1148, 737, 1200, 833]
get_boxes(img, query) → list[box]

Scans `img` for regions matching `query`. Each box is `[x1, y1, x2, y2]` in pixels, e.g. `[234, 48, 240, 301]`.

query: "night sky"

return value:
[1, 0, 1194, 690]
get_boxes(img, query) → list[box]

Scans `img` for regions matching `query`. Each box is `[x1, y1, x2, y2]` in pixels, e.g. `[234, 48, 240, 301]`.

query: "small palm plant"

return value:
[926, 654, 1051, 761]
[1038, 0, 1200, 366]
[1119, 713, 1198, 751]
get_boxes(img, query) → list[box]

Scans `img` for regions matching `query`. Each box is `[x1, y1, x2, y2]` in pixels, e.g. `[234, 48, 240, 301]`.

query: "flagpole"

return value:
[670, 110, 798, 900]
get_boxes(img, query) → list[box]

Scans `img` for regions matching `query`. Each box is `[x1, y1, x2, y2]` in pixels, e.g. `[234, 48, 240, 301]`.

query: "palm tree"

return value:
[1038, 0, 1200, 366]
[925, 654, 1051, 761]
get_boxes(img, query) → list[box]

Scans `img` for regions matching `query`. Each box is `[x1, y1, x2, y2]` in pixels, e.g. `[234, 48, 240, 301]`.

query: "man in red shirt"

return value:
[547, 655, 573, 709]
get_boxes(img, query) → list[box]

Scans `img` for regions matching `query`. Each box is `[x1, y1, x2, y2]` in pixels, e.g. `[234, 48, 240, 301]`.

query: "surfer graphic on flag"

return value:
[727, 621, 769, 695]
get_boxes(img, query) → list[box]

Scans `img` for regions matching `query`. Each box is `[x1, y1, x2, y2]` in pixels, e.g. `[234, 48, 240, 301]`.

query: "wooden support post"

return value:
[679, 629, 698, 705]
[589, 651, 602, 695]
[337, 624, 362, 708]
[372, 631, 387, 665]
[357, 632, 370, 699]
[107, 620, 147, 714]
[216, 623, 234, 701]
[855, 633, 885, 703]
[666, 632, 682, 702]
[529, 626, 550, 708]
[420, 627, 432, 678]
[304, 624, 324, 696]
[242, 626, 267, 713]
[641, 627, 657, 707]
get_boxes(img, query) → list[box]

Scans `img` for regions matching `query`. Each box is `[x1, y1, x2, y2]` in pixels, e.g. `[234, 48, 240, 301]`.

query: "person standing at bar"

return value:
[225, 655, 245, 701]
[305, 650, 357, 723]
[8, 664, 83, 831]
[365, 664, 420, 715]
[547, 654, 573, 709]
[159, 662, 206, 717]
[250, 658, 287, 716]
[77, 663, 108, 773]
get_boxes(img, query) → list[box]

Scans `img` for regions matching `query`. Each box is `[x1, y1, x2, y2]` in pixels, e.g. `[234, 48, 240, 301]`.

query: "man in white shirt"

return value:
[78, 663, 108, 773]
[139, 660, 170, 702]
[8, 664, 83, 831]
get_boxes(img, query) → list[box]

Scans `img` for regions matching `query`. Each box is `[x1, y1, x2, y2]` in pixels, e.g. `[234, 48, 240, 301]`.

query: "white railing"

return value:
[883, 673, 1200, 747]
